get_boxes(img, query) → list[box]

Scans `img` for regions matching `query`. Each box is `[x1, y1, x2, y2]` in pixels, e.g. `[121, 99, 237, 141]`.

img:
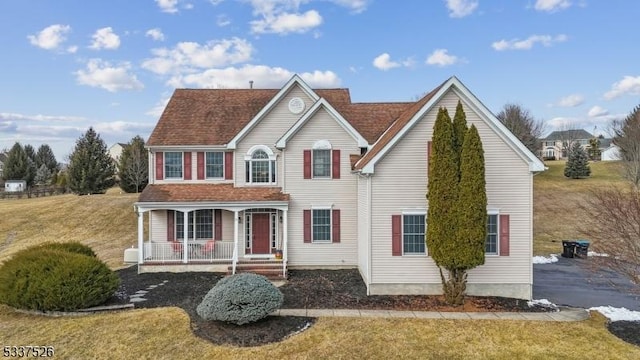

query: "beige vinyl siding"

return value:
[285, 107, 360, 267]
[235, 86, 315, 187]
[370, 89, 533, 287]
[357, 175, 370, 283]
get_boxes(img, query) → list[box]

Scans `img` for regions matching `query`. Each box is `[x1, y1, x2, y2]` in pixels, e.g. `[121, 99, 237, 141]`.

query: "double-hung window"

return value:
[312, 209, 331, 242]
[206, 152, 224, 178]
[164, 152, 183, 179]
[175, 210, 213, 240]
[403, 214, 426, 254]
[313, 149, 331, 177]
[485, 213, 498, 254]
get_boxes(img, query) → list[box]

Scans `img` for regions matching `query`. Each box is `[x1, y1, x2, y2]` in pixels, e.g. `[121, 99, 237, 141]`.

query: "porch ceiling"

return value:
[138, 184, 289, 203]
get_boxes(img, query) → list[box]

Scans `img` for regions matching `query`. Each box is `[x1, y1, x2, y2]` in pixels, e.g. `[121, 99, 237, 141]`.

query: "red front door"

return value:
[251, 213, 270, 254]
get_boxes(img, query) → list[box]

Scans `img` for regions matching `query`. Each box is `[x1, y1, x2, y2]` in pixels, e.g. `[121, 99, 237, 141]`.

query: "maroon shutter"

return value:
[167, 210, 175, 241]
[197, 152, 204, 180]
[156, 152, 164, 180]
[392, 215, 402, 256]
[214, 209, 222, 240]
[224, 152, 233, 180]
[183, 152, 192, 180]
[332, 209, 341, 243]
[499, 214, 510, 256]
[303, 210, 311, 243]
[303, 150, 311, 179]
[332, 149, 340, 179]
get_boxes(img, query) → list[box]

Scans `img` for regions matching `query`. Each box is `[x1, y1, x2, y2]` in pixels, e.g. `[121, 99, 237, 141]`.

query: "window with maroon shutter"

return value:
[499, 214, 510, 256]
[156, 152, 164, 180]
[303, 209, 311, 242]
[303, 150, 311, 179]
[224, 152, 233, 180]
[332, 149, 340, 179]
[214, 209, 222, 240]
[167, 210, 175, 241]
[197, 152, 205, 180]
[332, 209, 340, 243]
[392, 215, 402, 256]
[184, 152, 192, 180]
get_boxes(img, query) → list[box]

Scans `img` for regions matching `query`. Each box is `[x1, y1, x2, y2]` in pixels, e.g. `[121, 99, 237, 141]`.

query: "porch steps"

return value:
[228, 260, 287, 280]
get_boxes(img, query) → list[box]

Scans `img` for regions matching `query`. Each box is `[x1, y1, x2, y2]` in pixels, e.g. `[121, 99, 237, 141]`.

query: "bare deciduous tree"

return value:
[496, 103, 546, 156]
[612, 105, 640, 187]
[578, 187, 640, 286]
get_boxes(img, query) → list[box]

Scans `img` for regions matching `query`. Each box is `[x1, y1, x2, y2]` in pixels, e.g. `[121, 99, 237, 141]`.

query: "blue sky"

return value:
[1, 0, 639, 160]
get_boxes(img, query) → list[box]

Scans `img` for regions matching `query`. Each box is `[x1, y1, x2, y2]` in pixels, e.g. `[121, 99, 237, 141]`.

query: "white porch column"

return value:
[282, 208, 288, 271]
[137, 209, 144, 264]
[183, 210, 189, 264]
[232, 210, 239, 274]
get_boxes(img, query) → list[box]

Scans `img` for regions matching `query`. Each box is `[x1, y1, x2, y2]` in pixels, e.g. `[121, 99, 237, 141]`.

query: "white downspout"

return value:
[282, 208, 288, 277]
[232, 210, 239, 274]
[137, 208, 144, 265]
[183, 210, 188, 264]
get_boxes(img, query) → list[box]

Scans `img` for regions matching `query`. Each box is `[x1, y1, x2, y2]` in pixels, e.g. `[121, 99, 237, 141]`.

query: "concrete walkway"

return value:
[274, 307, 589, 321]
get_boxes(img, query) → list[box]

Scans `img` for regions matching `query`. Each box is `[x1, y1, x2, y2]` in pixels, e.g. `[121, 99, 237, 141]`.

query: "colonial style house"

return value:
[540, 129, 614, 160]
[134, 75, 544, 300]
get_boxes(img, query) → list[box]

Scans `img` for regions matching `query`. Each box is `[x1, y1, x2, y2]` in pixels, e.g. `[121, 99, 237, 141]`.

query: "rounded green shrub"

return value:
[197, 273, 283, 325]
[34, 241, 97, 257]
[0, 248, 119, 311]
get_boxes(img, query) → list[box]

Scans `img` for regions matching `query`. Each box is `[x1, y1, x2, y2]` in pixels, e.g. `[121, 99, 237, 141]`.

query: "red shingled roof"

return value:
[138, 184, 289, 203]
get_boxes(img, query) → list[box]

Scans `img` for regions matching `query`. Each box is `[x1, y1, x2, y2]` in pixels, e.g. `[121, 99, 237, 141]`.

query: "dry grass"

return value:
[0, 306, 638, 359]
[533, 160, 627, 255]
[0, 187, 138, 269]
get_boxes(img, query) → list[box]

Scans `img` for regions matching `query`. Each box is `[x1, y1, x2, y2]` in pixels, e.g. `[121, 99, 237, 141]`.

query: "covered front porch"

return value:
[134, 184, 290, 276]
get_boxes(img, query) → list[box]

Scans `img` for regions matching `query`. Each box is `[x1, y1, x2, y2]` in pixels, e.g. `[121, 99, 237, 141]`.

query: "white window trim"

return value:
[205, 151, 225, 179]
[175, 209, 214, 241]
[245, 145, 277, 185]
[311, 207, 332, 243]
[164, 151, 184, 180]
[402, 210, 427, 256]
[312, 140, 332, 179]
[486, 209, 500, 256]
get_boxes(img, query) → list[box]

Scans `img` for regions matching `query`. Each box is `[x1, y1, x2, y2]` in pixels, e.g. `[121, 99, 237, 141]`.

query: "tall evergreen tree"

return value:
[452, 100, 468, 177]
[3, 142, 35, 185]
[36, 144, 59, 174]
[34, 164, 52, 185]
[118, 135, 149, 193]
[564, 142, 591, 179]
[67, 127, 116, 194]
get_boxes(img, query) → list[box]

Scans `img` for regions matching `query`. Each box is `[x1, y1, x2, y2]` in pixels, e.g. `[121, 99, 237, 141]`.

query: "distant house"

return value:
[601, 143, 621, 161]
[108, 143, 127, 167]
[4, 180, 26, 192]
[541, 130, 612, 160]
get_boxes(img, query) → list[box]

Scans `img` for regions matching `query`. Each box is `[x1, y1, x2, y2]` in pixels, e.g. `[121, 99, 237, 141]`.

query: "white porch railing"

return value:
[142, 241, 234, 263]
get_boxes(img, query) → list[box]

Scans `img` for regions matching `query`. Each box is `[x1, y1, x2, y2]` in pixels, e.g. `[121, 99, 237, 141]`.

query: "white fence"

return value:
[142, 241, 234, 263]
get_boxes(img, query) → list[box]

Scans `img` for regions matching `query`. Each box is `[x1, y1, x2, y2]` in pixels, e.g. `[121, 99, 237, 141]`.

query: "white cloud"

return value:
[93, 121, 155, 135]
[146, 96, 172, 117]
[89, 27, 121, 50]
[426, 49, 460, 67]
[373, 53, 400, 71]
[146, 28, 165, 41]
[330, 0, 370, 13]
[603, 75, 640, 100]
[27, 24, 71, 50]
[167, 64, 340, 89]
[75, 59, 144, 92]
[445, 0, 479, 18]
[217, 14, 231, 27]
[557, 94, 584, 107]
[156, 0, 179, 13]
[492, 34, 568, 51]
[209, 0, 224, 5]
[251, 10, 322, 34]
[534, 0, 572, 12]
[588, 106, 609, 117]
[142, 38, 253, 75]
[67, 45, 78, 53]
[0, 113, 85, 122]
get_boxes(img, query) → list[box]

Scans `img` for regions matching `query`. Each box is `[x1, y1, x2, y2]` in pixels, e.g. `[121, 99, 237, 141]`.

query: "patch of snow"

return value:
[284, 321, 313, 340]
[588, 251, 609, 257]
[533, 254, 559, 264]
[528, 299, 558, 309]
[589, 306, 640, 321]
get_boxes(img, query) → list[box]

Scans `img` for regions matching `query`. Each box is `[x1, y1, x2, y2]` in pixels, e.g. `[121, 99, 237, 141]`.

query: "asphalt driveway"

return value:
[533, 257, 640, 311]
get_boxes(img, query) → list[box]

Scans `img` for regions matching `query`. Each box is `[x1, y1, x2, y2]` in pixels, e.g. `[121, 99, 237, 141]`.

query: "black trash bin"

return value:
[575, 240, 590, 258]
[562, 241, 576, 258]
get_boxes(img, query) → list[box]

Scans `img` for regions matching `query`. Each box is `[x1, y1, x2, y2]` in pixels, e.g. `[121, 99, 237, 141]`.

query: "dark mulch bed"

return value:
[608, 321, 640, 347]
[106, 266, 638, 348]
